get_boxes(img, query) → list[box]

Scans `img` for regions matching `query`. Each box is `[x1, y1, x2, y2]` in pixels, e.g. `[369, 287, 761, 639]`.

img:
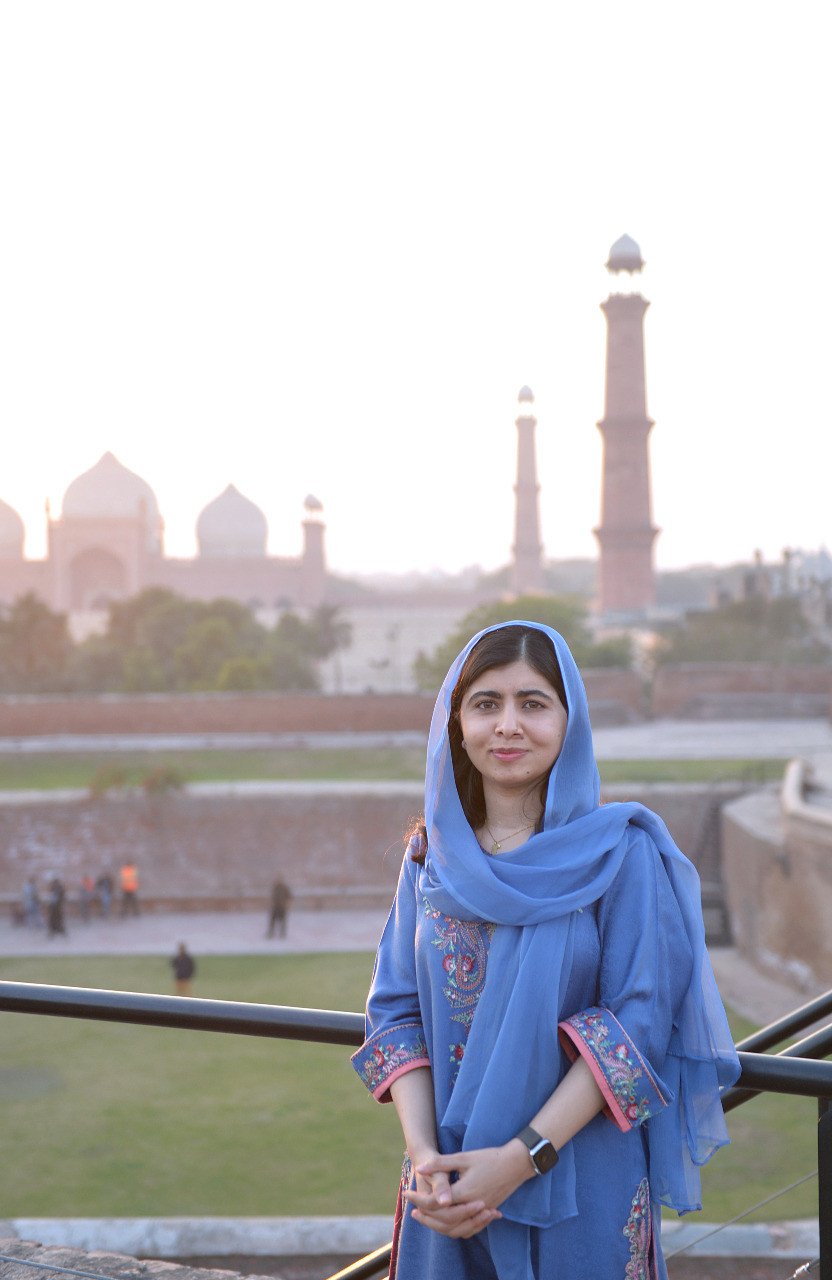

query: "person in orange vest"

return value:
[120, 860, 140, 917]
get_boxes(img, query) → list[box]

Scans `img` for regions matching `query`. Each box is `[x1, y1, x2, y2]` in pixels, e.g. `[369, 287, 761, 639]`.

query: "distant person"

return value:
[266, 877, 292, 939]
[170, 943, 196, 996]
[96, 872, 114, 918]
[120, 861, 140, 917]
[79, 875, 95, 923]
[22, 876, 41, 928]
[46, 876, 66, 937]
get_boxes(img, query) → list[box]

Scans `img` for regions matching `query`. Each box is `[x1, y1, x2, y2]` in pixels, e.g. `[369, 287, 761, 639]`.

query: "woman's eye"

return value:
[475, 699, 496, 711]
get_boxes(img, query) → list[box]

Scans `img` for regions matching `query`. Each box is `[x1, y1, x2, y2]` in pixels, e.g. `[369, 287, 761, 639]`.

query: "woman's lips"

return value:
[491, 749, 527, 761]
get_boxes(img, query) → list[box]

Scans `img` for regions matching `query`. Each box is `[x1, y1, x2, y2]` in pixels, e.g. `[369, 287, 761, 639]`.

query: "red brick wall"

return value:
[0, 672, 645, 735]
[652, 663, 831, 718]
[0, 693, 434, 736]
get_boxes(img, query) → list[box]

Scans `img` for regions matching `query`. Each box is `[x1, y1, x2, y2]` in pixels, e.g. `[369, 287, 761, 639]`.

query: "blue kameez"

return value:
[353, 828, 693, 1279]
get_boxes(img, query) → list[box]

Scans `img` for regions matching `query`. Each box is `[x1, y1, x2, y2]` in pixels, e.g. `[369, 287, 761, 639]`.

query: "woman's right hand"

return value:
[406, 1148, 502, 1239]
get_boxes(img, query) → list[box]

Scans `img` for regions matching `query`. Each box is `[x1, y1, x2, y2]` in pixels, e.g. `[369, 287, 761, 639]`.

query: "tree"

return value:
[77, 589, 279, 692]
[175, 616, 242, 690]
[413, 595, 631, 690]
[306, 604, 353, 660]
[656, 596, 832, 665]
[0, 593, 72, 692]
[267, 612, 321, 690]
[215, 656, 264, 691]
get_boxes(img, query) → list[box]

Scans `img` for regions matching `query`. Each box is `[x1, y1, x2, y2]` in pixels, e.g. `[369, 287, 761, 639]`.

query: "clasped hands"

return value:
[404, 1141, 532, 1239]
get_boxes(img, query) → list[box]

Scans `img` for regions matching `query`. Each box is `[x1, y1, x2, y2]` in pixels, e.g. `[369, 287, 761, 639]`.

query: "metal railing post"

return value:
[820, 1098, 832, 1280]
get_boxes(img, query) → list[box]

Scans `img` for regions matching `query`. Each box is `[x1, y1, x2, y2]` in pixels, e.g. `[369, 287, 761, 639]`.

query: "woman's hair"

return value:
[409, 625, 567, 861]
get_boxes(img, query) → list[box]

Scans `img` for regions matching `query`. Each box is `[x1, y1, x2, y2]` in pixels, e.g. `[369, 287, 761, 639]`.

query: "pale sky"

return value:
[1, 2, 830, 578]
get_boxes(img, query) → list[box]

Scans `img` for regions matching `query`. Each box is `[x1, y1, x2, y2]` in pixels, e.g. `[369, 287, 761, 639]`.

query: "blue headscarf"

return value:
[419, 621, 739, 1271]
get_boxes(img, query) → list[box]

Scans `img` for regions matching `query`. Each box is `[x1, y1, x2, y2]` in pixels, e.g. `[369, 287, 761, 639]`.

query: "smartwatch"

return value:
[516, 1124, 559, 1176]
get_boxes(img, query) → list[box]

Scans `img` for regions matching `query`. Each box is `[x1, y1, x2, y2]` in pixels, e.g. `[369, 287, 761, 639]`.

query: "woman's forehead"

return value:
[468, 658, 558, 692]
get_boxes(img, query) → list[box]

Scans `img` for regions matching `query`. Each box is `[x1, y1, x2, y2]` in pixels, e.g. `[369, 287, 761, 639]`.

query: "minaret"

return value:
[300, 494, 326, 607]
[510, 385, 545, 596]
[594, 234, 658, 616]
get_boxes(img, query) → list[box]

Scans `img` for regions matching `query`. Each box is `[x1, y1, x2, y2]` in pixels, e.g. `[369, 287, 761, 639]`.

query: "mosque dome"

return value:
[197, 484, 268, 558]
[0, 496, 24, 559]
[61, 452, 162, 552]
[606, 234, 644, 272]
[303, 494, 324, 513]
[518, 386, 534, 403]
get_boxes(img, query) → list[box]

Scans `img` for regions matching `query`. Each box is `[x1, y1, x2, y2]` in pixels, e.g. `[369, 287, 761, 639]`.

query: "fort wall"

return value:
[722, 777, 832, 990]
[3, 662, 829, 738]
[652, 663, 831, 719]
[2, 782, 737, 928]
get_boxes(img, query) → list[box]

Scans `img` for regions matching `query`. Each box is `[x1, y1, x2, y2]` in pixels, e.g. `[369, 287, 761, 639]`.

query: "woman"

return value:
[352, 622, 739, 1279]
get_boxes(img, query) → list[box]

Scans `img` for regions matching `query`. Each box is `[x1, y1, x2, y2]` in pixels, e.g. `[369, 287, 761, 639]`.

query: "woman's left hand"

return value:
[405, 1142, 532, 1237]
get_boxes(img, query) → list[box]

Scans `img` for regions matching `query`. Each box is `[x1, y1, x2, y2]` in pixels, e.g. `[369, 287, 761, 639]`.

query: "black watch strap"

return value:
[516, 1124, 559, 1175]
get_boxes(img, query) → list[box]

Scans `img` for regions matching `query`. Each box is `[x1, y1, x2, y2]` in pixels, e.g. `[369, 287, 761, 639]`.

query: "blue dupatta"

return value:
[419, 621, 739, 1274]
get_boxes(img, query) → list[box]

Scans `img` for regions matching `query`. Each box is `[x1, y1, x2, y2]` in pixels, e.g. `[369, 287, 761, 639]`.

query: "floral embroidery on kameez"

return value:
[565, 1009, 654, 1125]
[359, 1027, 428, 1094]
[449, 1040, 466, 1084]
[623, 1177, 652, 1279]
[423, 898, 495, 1028]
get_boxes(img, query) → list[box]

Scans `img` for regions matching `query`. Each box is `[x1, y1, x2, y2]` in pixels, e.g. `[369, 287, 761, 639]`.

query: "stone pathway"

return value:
[0, 908, 389, 960]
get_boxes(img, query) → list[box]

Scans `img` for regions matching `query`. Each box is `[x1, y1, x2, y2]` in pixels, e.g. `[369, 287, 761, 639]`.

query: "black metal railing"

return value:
[0, 980, 364, 1045]
[2, 980, 832, 1280]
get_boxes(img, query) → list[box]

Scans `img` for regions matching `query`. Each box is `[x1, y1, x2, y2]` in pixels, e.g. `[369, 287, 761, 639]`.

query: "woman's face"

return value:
[457, 658, 568, 797]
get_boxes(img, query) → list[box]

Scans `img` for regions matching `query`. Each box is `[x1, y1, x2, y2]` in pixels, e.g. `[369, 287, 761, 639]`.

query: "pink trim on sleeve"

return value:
[351, 1022, 430, 1104]
[559, 1019, 631, 1131]
[558, 1006, 668, 1132]
[372, 1057, 431, 1103]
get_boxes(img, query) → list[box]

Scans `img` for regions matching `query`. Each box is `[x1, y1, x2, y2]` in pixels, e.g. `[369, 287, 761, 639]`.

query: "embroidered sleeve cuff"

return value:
[350, 1023, 430, 1103]
[558, 1006, 668, 1133]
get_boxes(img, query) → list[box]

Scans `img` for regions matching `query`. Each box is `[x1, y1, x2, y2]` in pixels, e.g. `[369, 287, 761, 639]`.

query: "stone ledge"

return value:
[0, 1238, 276, 1280]
[0, 1217, 819, 1261]
[2, 1221, 391, 1260]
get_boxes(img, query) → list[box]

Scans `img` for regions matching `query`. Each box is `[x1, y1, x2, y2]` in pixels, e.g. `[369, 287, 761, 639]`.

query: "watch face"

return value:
[532, 1140, 559, 1174]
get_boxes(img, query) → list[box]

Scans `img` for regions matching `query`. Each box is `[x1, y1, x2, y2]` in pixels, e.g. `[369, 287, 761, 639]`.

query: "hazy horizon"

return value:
[1, 2, 829, 578]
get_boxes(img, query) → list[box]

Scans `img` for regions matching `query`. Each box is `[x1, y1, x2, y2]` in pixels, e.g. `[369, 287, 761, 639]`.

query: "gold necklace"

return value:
[483, 821, 534, 855]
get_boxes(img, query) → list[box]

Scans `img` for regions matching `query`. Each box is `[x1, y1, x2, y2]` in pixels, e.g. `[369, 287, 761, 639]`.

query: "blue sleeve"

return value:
[559, 826, 693, 1131]
[350, 851, 430, 1102]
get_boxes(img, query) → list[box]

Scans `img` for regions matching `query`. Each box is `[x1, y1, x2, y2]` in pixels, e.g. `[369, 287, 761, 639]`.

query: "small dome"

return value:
[304, 494, 324, 512]
[62, 452, 162, 552]
[606, 234, 644, 272]
[197, 484, 268, 559]
[0, 496, 24, 558]
[518, 386, 534, 404]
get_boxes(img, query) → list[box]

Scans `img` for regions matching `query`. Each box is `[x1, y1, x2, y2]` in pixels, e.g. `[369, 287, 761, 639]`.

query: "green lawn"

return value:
[0, 953, 403, 1217]
[0, 748, 426, 790]
[0, 750, 786, 791]
[696, 1009, 818, 1223]
[598, 758, 785, 786]
[0, 955, 819, 1222]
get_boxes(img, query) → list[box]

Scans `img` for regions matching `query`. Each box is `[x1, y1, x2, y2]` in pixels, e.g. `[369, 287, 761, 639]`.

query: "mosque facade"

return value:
[1, 234, 661, 679]
[0, 452, 327, 615]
